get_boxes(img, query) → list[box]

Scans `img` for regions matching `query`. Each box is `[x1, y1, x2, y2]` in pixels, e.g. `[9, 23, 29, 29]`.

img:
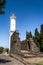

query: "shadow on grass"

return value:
[0, 59, 11, 64]
[36, 63, 43, 65]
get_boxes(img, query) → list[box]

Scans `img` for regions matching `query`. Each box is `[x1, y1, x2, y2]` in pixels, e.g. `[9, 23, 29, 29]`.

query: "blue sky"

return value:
[0, 0, 43, 48]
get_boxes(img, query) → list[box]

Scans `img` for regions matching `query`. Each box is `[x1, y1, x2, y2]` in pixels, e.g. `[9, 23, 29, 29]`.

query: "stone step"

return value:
[20, 50, 37, 58]
[20, 53, 37, 58]
[23, 54, 36, 58]
[20, 52, 43, 58]
[21, 50, 31, 54]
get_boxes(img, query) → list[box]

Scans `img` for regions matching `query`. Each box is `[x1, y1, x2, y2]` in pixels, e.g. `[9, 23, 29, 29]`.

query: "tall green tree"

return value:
[26, 31, 32, 39]
[40, 24, 43, 52]
[30, 31, 32, 38]
[34, 28, 40, 47]
[0, 47, 3, 53]
[40, 24, 43, 39]
[0, 0, 6, 14]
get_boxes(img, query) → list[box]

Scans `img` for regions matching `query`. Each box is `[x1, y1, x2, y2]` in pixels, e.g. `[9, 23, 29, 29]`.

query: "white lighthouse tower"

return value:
[9, 14, 16, 51]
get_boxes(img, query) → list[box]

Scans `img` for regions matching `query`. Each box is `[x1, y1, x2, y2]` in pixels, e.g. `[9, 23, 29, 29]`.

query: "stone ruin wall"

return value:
[10, 31, 40, 54]
[21, 38, 40, 53]
[10, 31, 21, 54]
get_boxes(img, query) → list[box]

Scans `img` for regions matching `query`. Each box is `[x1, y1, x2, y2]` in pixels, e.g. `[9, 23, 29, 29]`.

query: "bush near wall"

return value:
[0, 47, 3, 54]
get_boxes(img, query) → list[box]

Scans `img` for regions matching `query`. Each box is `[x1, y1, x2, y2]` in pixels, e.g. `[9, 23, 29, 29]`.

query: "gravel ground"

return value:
[0, 54, 24, 65]
[1, 54, 43, 65]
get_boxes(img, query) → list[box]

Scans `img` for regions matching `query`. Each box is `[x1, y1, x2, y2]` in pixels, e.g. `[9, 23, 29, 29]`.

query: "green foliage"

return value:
[35, 28, 40, 41]
[36, 63, 43, 65]
[40, 24, 43, 39]
[33, 28, 40, 48]
[0, 0, 6, 14]
[0, 47, 3, 53]
[40, 24, 43, 51]
[34, 24, 43, 52]
[34, 38, 40, 48]
[30, 31, 32, 38]
[6, 48, 9, 53]
[26, 24, 43, 52]
[0, 8, 5, 14]
[41, 39, 43, 48]
[26, 31, 32, 39]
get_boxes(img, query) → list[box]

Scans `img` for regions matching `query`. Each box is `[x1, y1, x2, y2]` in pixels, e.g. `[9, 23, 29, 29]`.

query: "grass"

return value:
[36, 62, 43, 65]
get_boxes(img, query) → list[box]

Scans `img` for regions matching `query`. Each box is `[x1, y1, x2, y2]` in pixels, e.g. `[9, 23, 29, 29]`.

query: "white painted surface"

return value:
[9, 14, 16, 51]
[10, 19, 16, 31]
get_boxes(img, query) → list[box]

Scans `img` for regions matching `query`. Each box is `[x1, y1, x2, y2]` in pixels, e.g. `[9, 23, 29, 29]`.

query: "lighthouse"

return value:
[9, 14, 16, 51]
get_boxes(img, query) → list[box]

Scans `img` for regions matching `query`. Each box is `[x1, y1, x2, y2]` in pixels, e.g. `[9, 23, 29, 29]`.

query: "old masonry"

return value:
[9, 14, 40, 57]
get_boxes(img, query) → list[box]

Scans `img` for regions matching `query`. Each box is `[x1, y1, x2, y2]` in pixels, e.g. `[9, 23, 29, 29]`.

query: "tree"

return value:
[35, 28, 39, 37]
[34, 28, 40, 48]
[26, 24, 43, 52]
[40, 24, 43, 52]
[30, 31, 32, 38]
[0, 47, 3, 53]
[0, 0, 6, 14]
[6, 48, 9, 53]
[40, 24, 43, 39]
[26, 31, 32, 39]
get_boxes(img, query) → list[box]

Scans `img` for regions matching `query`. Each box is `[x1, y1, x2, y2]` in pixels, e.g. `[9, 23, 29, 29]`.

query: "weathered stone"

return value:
[10, 31, 40, 55]
[21, 40, 28, 50]
[28, 38, 40, 53]
[21, 38, 40, 53]
[10, 30, 21, 54]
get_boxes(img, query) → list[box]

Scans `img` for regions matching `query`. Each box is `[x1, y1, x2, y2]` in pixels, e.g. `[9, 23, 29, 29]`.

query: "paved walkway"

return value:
[0, 54, 24, 65]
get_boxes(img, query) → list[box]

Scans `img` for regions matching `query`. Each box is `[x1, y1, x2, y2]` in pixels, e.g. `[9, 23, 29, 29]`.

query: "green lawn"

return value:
[36, 63, 43, 65]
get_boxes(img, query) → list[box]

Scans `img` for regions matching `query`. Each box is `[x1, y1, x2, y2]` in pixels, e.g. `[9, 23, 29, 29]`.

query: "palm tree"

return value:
[0, 0, 6, 14]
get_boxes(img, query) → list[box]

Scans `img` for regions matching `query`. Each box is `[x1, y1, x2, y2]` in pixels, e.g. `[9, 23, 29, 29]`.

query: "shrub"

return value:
[0, 47, 3, 54]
